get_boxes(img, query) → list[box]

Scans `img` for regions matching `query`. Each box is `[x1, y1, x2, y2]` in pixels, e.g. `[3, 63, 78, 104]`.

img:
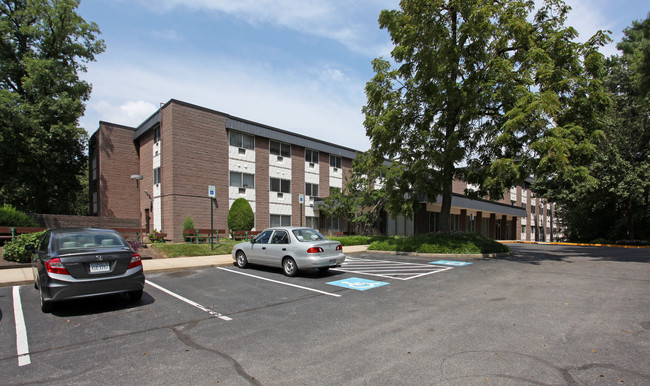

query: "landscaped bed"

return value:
[332, 232, 509, 255]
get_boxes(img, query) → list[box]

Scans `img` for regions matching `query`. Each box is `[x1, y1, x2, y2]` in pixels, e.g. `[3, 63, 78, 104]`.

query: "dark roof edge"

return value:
[97, 121, 137, 132]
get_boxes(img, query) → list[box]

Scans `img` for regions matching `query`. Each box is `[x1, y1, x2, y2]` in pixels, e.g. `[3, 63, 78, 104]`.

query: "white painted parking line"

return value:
[145, 280, 232, 321]
[335, 257, 453, 280]
[218, 267, 342, 298]
[13, 286, 31, 366]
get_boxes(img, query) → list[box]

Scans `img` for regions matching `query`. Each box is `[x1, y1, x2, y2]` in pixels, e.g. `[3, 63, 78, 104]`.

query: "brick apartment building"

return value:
[89, 99, 562, 243]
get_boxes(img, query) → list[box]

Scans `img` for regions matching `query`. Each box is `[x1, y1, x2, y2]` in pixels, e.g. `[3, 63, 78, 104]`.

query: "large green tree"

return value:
[545, 15, 650, 241]
[318, 151, 388, 235]
[363, 0, 608, 231]
[0, 0, 104, 214]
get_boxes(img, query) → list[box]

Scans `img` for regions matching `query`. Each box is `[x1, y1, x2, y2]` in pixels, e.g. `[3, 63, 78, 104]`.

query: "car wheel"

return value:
[39, 286, 54, 313]
[128, 289, 143, 301]
[318, 267, 330, 273]
[235, 251, 248, 268]
[283, 257, 298, 277]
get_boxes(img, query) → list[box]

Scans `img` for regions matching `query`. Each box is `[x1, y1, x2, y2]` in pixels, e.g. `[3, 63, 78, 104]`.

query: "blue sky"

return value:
[77, 0, 648, 151]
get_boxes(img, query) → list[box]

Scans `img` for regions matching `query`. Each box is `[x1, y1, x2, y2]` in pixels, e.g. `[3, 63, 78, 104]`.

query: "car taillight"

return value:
[45, 258, 69, 275]
[128, 253, 142, 269]
[307, 247, 324, 253]
[336, 244, 342, 251]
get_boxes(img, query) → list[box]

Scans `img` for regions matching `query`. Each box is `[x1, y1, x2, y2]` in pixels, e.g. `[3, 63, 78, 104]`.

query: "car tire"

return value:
[235, 251, 248, 268]
[128, 290, 143, 301]
[283, 257, 298, 277]
[39, 287, 54, 313]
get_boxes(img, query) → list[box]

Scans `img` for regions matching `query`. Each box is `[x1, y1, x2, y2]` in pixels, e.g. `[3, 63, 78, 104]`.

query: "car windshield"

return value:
[54, 231, 128, 252]
[292, 228, 327, 242]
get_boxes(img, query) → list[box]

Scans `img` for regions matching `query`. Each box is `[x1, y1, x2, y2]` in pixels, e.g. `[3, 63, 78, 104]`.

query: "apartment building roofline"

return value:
[131, 99, 362, 160]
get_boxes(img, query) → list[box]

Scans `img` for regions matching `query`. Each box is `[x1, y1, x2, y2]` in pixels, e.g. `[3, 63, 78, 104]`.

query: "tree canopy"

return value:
[0, 0, 105, 214]
[363, 0, 609, 231]
[540, 15, 650, 241]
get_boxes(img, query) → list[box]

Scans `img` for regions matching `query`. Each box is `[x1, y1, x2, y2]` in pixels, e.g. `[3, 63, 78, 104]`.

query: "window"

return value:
[229, 131, 254, 150]
[306, 216, 319, 229]
[305, 149, 319, 164]
[305, 183, 319, 197]
[270, 140, 290, 157]
[271, 230, 289, 244]
[153, 126, 160, 144]
[521, 225, 526, 234]
[330, 155, 341, 169]
[270, 214, 291, 227]
[531, 206, 535, 214]
[153, 167, 161, 185]
[230, 172, 255, 188]
[91, 158, 97, 181]
[253, 230, 273, 244]
[270, 178, 291, 193]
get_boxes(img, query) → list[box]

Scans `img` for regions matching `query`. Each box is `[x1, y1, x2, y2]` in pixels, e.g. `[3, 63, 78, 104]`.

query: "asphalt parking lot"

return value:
[1, 243, 649, 385]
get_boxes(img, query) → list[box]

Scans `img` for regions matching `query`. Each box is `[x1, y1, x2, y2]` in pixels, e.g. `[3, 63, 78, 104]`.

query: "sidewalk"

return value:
[0, 245, 371, 287]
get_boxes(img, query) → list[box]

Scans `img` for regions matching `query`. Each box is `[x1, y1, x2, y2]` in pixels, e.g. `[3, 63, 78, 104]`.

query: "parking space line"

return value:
[12, 286, 31, 366]
[218, 267, 342, 298]
[336, 257, 454, 280]
[145, 280, 232, 321]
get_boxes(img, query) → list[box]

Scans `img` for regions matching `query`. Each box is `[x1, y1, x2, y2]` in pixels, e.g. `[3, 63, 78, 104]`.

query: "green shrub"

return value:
[149, 229, 166, 243]
[0, 204, 37, 227]
[182, 216, 195, 242]
[367, 232, 509, 254]
[2, 231, 46, 263]
[227, 198, 254, 233]
[329, 235, 388, 246]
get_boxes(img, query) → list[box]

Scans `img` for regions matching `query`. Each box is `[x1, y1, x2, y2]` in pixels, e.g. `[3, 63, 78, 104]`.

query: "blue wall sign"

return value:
[327, 277, 389, 291]
[429, 260, 472, 266]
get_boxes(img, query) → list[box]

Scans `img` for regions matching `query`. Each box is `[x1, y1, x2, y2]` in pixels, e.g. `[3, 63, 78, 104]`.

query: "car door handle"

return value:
[262, 247, 266, 250]
[282, 248, 286, 251]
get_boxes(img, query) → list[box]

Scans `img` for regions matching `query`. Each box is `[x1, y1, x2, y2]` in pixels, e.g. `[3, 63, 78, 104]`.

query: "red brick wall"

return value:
[161, 102, 229, 241]
[291, 144, 306, 226]
[255, 137, 270, 230]
[97, 122, 140, 219]
[452, 180, 467, 194]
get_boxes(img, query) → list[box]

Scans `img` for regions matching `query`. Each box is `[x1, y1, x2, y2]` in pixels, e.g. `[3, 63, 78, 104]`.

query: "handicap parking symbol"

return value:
[327, 277, 389, 291]
[429, 260, 472, 266]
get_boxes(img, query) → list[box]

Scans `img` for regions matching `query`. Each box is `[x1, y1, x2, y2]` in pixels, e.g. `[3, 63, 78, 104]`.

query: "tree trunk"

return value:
[439, 184, 452, 232]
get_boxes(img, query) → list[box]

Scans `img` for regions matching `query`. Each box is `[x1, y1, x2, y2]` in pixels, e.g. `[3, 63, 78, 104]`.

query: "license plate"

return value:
[89, 262, 110, 273]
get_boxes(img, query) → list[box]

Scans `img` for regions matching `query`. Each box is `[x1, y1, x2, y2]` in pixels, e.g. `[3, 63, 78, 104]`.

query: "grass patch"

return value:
[367, 232, 509, 254]
[151, 239, 238, 258]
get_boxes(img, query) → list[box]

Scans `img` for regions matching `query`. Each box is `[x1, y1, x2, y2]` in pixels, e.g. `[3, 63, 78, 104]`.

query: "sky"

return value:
[77, 0, 648, 151]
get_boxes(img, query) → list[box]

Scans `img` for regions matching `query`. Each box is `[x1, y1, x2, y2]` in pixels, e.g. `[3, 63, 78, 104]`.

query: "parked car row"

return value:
[27, 226, 345, 313]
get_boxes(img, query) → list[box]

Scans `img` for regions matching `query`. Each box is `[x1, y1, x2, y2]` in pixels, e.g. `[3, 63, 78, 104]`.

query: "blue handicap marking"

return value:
[429, 260, 472, 267]
[327, 277, 389, 291]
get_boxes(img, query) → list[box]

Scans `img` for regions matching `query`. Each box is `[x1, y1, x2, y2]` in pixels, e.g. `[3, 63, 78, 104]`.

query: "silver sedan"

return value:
[231, 227, 346, 276]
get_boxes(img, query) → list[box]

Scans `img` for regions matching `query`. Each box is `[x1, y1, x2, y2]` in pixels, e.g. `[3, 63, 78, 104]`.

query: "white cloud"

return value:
[135, 0, 395, 57]
[80, 53, 370, 150]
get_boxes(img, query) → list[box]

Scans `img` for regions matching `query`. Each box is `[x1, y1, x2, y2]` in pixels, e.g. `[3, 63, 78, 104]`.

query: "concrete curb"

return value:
[500, 240, 650, 249]
[360, 249, 511, 259]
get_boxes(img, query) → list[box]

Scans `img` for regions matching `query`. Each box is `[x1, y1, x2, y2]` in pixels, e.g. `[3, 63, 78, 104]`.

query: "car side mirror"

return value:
[250, 238, 256, 244]
[25, 244, 35, 251]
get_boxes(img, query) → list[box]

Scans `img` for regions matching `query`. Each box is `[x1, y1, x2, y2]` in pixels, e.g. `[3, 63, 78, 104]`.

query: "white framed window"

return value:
[330, 155, 342, 169]
[153, 167, 161, 185]
[270, 140, 290, 158]
[270, 214, 291, 227]
[306, 216, 319, 229]
[305, 149, 319, 164]
[153, 126, 160, 144]
[270, 177, 291, 193]
[230, 172, 255, 188]
[229, 131, 254, 150]
[305, 183, 319, 197]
